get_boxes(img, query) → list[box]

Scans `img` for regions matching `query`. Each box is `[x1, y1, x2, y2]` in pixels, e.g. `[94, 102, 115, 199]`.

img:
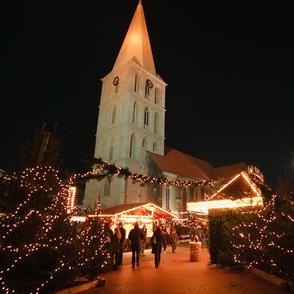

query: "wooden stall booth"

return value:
[100, 202, 177, 239]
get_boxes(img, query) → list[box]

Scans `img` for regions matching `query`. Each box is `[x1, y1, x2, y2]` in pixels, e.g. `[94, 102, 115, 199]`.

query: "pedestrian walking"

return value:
[128, 222, 145, 268]
[150, 225, 167, 268]
[140, 224, 147, 257]
[161, 226, 168, 252]
[170, 226, 179, 253]
[118, 222, 126, 267]
[113, 223, 122, 270]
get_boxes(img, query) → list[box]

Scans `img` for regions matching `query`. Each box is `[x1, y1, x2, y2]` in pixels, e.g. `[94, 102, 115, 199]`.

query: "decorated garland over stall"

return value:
[73, 157, 214, 189]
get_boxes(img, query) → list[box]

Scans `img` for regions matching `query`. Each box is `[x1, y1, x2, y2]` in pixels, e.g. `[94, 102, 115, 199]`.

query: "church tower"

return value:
[83, 1, 167, 208]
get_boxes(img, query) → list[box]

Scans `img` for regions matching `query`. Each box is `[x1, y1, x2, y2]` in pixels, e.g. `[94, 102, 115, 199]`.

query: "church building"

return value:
[83, 1, 254, 216]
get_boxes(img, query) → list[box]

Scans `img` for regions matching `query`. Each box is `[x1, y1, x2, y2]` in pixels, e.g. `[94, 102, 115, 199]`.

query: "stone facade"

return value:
[82, 1, 249, 216]
[83, 1, 168, 210]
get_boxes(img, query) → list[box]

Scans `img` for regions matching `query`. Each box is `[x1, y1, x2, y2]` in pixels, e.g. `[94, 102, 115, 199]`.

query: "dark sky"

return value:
[2, 0, 294, 187]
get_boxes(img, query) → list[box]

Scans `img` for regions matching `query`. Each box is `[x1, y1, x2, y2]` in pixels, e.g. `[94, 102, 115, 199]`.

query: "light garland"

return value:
[228, 195, 294, 280]
[0, 166, 111, 293]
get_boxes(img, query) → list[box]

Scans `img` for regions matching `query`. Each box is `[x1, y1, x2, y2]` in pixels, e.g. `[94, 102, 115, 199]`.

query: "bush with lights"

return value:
[208, 191, 294, 281]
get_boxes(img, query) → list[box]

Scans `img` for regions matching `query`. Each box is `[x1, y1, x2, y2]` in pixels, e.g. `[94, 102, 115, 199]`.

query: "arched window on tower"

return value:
[153, 142, 157, 152]
[142, 137, 147, 149]
[129, 134, 137, 159]
[134, 74, 139, 92]
[155, 88, 160, 105]
[144, 107, 149, 128]
[112, 107, 116, 124]
[133, 102, 138, 124]
[154, 112, 159, 133]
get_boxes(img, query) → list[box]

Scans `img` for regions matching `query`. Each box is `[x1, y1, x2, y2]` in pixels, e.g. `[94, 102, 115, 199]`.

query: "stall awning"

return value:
[100, 202, 177, 219]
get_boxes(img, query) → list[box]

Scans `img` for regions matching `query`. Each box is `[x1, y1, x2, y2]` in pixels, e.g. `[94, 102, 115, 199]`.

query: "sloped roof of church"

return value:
[147, 147, 246, 181]
[113, 1, 156, 75]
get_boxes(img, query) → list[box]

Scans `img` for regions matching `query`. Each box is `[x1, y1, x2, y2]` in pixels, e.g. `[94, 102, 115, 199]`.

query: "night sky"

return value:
[2, 0, 294, 187]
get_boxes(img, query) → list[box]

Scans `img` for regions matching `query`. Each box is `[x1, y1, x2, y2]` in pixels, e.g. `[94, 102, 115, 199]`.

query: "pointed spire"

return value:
[113, 1, 156, 75]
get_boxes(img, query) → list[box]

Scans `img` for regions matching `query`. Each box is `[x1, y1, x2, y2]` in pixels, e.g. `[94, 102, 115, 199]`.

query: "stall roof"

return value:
[101, 202, 177, 219]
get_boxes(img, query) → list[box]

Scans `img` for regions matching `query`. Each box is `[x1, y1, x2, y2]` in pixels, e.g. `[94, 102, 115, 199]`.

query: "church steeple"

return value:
[113, 1, 156, 75]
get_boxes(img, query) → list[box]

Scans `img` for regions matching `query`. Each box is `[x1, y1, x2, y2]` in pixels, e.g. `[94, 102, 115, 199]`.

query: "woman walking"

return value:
[150, 226, 167, 269]
[170, 226, 179, 253]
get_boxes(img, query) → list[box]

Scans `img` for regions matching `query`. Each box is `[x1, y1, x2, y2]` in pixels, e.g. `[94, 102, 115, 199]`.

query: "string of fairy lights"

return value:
[230, 194, 294, 278]
[1, 159, 292, 292]
[0, 166, 111, 294]
[76, 157, 215, 189]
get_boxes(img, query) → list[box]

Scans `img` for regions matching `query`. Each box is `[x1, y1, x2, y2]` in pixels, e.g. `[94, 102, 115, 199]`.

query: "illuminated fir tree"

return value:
[76, 201, 111, 280]
[1, 127, 74, 293]
[0, 165, 79, 293]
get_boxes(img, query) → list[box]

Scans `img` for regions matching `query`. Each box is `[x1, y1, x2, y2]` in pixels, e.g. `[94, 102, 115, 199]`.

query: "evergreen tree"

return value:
[0, 165, 79, 293]
[0, 126, 112, 293]
[76, 201, 112, 281]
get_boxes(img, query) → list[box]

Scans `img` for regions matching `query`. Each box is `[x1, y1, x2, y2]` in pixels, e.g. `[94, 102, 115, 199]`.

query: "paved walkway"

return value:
[82, 243, 285, 294]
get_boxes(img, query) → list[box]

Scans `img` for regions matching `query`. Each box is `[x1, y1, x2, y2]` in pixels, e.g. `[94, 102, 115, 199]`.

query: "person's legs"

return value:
[155, 252, 159, 268]
[140, 242, 145, 256]
[136, 247, 140, 266]
[131, 247, 136, 268]
[172, 241, 176, 252]
[114, 250, 119, 269]
[118, 244, 123, 267]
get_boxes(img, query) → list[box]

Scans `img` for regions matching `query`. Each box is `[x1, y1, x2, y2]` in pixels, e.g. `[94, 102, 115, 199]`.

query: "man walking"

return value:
[151, 225, 167, 268]
[128, 222, 145, 268]
[140, 224, 147, 256]
[118, 222, 126, 267]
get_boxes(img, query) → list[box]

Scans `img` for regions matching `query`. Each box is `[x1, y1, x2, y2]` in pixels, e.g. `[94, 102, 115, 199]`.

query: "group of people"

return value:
[104, 221, 180, 270]
[189, 222, 208, 243]
[104, 220, 208, 270]
[104, 222, 148, 270]
[105, 222, 126, 270]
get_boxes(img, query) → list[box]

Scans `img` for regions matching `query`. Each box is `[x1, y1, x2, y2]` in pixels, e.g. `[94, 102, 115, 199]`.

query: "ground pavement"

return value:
[81, 243, 285, 294]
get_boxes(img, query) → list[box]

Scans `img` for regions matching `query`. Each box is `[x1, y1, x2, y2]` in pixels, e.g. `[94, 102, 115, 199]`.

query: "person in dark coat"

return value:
[140, 224, 147, 257]
[151, 225, 167, 268]
[128, 222, 145, 268]
[112, 224, 122, 270]
[118, 222, 126, 267]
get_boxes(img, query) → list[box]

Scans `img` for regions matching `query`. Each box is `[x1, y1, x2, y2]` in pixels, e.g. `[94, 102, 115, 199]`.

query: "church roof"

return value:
[113, 1, 156, 75]
[147, 147, 246, 181]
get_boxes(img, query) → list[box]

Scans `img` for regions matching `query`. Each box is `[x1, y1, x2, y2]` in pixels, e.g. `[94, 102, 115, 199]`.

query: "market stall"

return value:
[100, 202, 177, 238]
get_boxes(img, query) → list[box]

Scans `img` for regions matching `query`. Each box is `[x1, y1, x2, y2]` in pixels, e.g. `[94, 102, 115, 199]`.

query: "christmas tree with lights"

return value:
[76, 201, 112, 281]
[0, 125, 78, 293]
[0, 126, 111, 293]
